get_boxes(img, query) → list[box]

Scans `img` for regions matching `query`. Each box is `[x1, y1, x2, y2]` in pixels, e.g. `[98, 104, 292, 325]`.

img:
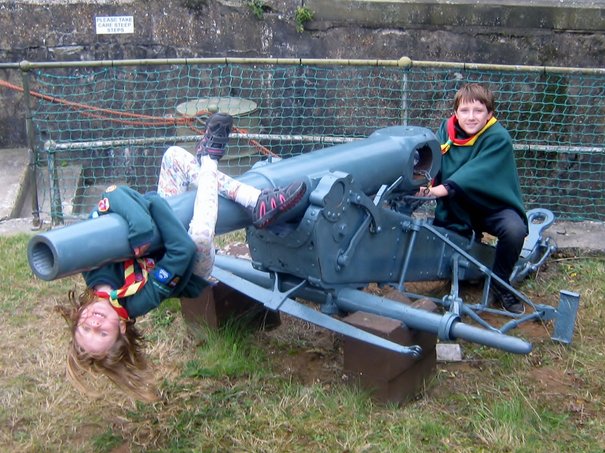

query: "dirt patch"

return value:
[525, 366, 597, 422]
[259, 315, 345, 387]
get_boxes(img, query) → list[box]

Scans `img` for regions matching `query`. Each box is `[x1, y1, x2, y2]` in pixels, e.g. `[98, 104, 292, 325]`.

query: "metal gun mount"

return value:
[27, 126, 580, 358]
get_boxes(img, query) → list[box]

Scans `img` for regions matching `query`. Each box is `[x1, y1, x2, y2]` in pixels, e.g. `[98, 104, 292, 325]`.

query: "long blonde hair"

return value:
[55, 288, 159, 402]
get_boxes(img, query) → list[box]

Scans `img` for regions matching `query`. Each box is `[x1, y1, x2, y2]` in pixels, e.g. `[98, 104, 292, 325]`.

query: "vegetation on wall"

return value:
[295, 6, 314, 33]
[247, 0, 270, 19]
[246, 1, 314, 33]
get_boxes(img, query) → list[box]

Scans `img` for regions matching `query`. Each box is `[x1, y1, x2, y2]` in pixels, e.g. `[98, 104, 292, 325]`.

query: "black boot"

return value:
[492, 284, 525, 314]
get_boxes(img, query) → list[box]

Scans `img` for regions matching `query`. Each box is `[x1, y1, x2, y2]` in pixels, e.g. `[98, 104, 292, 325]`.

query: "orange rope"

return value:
[0, 78, 277, 157]
[0, 79, 186, 123]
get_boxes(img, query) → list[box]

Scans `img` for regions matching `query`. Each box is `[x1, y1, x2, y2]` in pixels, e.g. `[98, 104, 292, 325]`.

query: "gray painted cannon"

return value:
[27, 126, 579, 356]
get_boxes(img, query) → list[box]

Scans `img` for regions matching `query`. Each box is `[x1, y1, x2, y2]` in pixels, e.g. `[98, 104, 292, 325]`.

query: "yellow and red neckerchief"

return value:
[94, 258, 154, 320]
[441, 116, 498, 155]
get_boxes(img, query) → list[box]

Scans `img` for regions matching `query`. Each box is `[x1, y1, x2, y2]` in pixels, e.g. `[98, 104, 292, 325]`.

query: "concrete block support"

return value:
[342, 298, 439, 405]
[180, 282, 281, 331]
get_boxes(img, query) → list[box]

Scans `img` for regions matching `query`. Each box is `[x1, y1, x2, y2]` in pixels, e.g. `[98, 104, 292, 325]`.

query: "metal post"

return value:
[400, 70, 408, 126]
[46, 141, 64, 225]
[20, 64, 41, 227]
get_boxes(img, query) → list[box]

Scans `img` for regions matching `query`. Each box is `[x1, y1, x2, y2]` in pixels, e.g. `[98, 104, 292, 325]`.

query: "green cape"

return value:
[434, 117, 526, 235]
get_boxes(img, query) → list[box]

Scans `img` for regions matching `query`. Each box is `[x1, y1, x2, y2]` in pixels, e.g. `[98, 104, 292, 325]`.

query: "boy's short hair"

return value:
[453, 83, 496, 113]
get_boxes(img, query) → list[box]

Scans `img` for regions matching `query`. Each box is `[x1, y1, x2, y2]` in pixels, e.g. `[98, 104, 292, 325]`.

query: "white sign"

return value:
[95, 16, 134, 35]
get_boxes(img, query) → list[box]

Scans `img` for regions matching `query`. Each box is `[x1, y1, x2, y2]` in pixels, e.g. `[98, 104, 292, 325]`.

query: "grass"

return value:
[1, 233, 605, 452]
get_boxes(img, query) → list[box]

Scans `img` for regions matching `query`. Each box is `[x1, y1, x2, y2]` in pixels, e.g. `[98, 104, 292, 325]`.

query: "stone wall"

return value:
[3, 0, 604, 63]
[1, 0, 604, 146]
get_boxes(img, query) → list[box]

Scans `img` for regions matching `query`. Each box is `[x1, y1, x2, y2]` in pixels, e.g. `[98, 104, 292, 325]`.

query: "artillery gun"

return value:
[27, 126, 579, 358]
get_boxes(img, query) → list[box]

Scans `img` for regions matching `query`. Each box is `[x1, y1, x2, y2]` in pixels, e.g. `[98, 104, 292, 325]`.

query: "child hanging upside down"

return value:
[56, 113, 307, 402]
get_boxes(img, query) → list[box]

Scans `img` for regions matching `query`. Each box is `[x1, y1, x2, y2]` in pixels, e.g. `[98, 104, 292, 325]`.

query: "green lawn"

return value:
[1, 233, 604, 452]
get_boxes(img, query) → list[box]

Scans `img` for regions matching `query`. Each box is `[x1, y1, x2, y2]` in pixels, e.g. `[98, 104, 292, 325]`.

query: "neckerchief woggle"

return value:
[441, 115, 498, 155]
[94, 258, 153, 320]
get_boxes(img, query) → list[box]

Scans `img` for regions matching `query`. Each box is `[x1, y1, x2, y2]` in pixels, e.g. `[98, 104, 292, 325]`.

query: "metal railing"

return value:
[1, 57, 603, 224]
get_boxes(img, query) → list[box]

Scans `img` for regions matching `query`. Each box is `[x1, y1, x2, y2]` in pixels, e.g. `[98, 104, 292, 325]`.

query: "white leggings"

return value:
[157, 146, 260, 278]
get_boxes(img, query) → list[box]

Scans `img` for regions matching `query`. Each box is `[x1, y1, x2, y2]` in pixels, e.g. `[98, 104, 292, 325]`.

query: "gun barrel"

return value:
[27, 126, 439, 281]
[177, 125, 440, 233]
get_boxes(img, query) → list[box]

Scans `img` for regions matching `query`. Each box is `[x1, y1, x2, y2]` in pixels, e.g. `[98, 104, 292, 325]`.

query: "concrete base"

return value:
[180, 281, 281, 332]
[0, 148, 30, 221]
[16, 161, 83, 223]
[342, 297, 439, 405]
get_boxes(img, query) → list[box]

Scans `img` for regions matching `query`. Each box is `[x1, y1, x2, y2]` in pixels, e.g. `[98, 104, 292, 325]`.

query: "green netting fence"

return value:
[3, 58, 604, 224]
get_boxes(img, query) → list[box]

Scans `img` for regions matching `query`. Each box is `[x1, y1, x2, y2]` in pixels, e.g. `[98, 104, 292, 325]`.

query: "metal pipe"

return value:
[335, 288, 533, 354]
[15, 58, 605, 76]
[211, 255, 532, 354]
[45, 133, 359, 151]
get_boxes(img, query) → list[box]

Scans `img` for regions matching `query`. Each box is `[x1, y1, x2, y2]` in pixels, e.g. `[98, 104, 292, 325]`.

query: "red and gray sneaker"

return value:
[252, 181, 307, 228]
[195, 112, 233, 162]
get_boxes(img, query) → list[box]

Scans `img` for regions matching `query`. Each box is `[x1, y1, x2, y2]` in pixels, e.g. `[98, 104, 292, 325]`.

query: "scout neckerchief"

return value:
[94, 258, 153, 320]
[441, 115, 498, 155]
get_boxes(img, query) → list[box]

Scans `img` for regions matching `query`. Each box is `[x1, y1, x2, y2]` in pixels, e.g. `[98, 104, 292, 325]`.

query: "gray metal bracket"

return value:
[415, 221, 580, 342]
[337, 177, 405, 269]
[211, 265, 423, 358]
[552, 290, 581, 344]
[511, 208, 558, 283]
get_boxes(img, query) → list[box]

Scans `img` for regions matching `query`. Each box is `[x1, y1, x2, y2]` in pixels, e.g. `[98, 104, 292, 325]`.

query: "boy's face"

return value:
[455, 99, 493, 136]
[75, 299, 125, 356]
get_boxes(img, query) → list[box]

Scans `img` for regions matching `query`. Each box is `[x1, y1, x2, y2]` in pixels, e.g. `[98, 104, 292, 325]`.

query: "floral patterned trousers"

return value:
[157, 146, 260, 278]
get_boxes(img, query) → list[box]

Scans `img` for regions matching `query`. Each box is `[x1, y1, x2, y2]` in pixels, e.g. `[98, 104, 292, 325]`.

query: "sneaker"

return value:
[492, 285, 525, 314]
[195, 112, 233, 162]
[252, 181, 307, 228]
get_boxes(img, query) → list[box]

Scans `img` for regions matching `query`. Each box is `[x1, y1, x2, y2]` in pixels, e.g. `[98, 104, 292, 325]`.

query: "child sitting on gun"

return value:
[417, 83, 528, 314]
[56, 113, 307, 402]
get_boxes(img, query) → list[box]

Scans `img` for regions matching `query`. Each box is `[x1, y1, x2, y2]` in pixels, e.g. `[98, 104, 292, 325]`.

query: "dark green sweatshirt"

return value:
[434, 117, 527, 235]
[83, 186, 207, 318]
